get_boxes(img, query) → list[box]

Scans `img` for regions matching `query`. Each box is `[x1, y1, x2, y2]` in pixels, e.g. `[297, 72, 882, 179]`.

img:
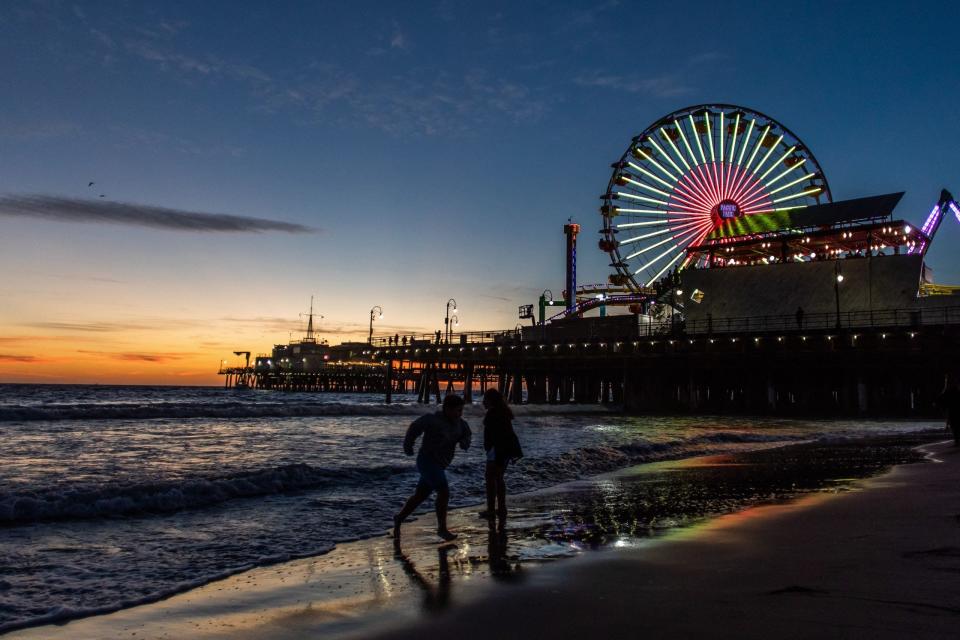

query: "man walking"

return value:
[393, 395, 471, 541]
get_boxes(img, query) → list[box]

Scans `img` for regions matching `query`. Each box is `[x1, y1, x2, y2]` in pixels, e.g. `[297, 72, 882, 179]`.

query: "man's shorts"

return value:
[416, 454, 449, 492]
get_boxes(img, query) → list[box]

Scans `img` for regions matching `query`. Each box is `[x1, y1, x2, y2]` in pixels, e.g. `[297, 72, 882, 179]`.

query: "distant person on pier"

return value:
[393, 394, 472, 541]
[935, 373, 960, 447]
[435, 330, 442, 344]
[402, 335, 408, 346]
[480, 388, 523, 526]
[394, 333, 399, 346]
[795, 306, 804, 330]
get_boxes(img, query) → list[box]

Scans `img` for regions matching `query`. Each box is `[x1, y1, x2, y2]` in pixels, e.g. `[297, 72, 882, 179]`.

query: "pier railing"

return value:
[370, 304, 960, 346]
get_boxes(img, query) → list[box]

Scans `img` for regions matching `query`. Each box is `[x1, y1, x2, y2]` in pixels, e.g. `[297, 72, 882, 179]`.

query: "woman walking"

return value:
[481, 389, 523, 525]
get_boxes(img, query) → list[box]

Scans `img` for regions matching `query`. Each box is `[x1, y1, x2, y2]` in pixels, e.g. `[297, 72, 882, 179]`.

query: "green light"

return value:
[719, 111, 725, 163]
[727, 112, 741, 168]
[762, 159, 806, 192]
[749, 134, 784, 182]
[764, 172, 816, 198]
[772, 187, 821, 204]
[621, 221, 702, 252]
[648, 137, 684, 176]
[674, 119, 699, 169]
[745, 125, 771, 172]
[689, 114, 707, 165]
[627, 161, 674, 189]
[622, 176, 672, 198]
[661, 127, 690, 171]
[756, 145, 796, 184]
[636, 148, 678, 182]
[616, 219, 670, 228]
[737, 119, 756, 166]
[616, 191, 670, 206]
[705, 111, 715, 162]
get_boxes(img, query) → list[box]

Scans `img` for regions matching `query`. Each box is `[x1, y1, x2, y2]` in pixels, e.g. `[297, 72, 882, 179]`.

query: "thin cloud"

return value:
[0, 195, 315, 233]
[0, 354, 40, 363]
[112, 353, 185, 363]
[77, 350, 192, 363]
[574, 72, 693, 98]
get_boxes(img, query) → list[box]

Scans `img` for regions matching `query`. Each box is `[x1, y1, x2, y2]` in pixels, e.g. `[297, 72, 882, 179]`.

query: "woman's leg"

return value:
[484, 462, 497, 518]
[495, 463, 507, 520]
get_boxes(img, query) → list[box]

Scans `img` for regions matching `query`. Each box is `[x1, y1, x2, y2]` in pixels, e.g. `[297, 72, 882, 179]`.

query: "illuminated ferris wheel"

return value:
[600, 104, 832, 291]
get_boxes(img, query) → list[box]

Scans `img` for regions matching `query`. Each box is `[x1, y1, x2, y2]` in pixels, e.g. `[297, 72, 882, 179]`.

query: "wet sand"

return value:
[9, 436, 954, 639]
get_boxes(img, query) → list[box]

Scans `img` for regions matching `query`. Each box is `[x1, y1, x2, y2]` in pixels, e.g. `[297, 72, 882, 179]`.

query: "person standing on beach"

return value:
[481, 388, 523, 525]
[394, 395, 471, 541]
[935, 373, 960, 447]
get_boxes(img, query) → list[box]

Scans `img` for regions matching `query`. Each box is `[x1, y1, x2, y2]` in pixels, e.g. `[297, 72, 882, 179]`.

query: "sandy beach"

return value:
[8, 435, 956, 639]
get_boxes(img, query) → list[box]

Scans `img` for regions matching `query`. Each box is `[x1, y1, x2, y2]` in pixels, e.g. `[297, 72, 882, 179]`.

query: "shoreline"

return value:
[5, 433, 945, 639]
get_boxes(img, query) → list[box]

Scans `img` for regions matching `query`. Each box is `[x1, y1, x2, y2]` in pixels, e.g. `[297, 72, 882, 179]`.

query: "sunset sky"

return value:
[2, 0, 959, 384]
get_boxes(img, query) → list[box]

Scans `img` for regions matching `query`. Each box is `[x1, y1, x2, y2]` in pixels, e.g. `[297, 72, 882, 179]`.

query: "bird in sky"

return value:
[99, 194, 106, 198]
[87, 181, 95, 187]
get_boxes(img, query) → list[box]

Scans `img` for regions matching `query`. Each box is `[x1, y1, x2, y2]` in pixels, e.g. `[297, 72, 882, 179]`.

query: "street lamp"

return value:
[445, 298, 458, 343]
[834, 261, 844, 329]
[369, 305, 383, 344]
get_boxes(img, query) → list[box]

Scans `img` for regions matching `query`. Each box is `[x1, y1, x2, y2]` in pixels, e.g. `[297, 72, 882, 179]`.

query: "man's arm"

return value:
[403, 416, 427, 455]
[458, 421, 472, 451]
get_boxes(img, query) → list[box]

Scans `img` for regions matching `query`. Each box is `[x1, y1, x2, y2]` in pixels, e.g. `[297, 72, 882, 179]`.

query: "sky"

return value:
[1, 0, 959, 385]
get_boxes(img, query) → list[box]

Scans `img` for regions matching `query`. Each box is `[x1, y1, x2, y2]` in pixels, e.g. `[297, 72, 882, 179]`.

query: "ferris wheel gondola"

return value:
[600, 104, 832, 291]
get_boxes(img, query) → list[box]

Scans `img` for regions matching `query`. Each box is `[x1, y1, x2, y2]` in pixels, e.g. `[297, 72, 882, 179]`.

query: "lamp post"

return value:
[834, 262, 844, 329]
[538, 289, 553, 325]
[444, 298, 458, 343]
[368, 305, 383, 344]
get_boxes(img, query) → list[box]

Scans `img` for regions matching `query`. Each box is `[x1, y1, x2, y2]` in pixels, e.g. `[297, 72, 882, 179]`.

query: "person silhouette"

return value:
[936, 373, 960, 447]
[393, 395, 471, 541]
[480, 388, 523, 526]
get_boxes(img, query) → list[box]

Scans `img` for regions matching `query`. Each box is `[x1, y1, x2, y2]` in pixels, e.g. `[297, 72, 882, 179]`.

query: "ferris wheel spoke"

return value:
[674, 119, 700, 169]
[678, 163, 715, 205]
[647, 138, 685, 176]
[624, 225, 702, 259]
[760, 161, 808, 194]
[620, 218, 702, 249]
[756, 145, 797, 184]
[771, 186, 822, 204]
[615, 219, 671, 228]
[639, 223, 711, 280]
[661, 127, 691, 172]
[634, 148, 679, 182]
[614, 191, 671, 207]
[627, 161, 674, 190]
[736, 119, 756, 167]
[692, 163, 721, 205]
[744, 124, 772, 173]
[725, 162, 754, 204]
[718, 112, 725, 164]
[742, 167, 817, 204]
[704, 112, 716, 163]
[688, 115, 707, 165]
[672, 182, 715, 213]
[727, 112, 741, 169]
[749, 134, 784, 183]
[620, 175, 673, 198]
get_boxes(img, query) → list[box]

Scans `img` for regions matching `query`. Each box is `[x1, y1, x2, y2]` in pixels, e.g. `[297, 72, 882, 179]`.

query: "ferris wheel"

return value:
[600, 104, 832, 291]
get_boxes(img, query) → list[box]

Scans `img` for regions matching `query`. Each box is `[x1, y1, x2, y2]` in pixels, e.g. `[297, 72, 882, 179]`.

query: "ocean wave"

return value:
[0, 401, 428, 422]
[0, 462, 411, 526]
[0, 400, 618, 423]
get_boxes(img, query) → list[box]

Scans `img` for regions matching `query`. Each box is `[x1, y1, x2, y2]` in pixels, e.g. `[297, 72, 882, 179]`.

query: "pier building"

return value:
[221, 104, 960, 416]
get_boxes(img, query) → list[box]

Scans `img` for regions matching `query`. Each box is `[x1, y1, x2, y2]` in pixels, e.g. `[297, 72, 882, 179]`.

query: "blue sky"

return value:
[1, 0, 959, 382]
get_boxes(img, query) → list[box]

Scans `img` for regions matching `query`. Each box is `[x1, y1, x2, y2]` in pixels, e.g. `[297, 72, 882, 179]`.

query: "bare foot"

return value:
[437, 529, 458, 542]
[392, 514, 402, 539]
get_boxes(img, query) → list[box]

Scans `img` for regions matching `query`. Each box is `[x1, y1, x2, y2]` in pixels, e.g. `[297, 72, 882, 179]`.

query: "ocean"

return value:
[0, 384, 939, 633]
